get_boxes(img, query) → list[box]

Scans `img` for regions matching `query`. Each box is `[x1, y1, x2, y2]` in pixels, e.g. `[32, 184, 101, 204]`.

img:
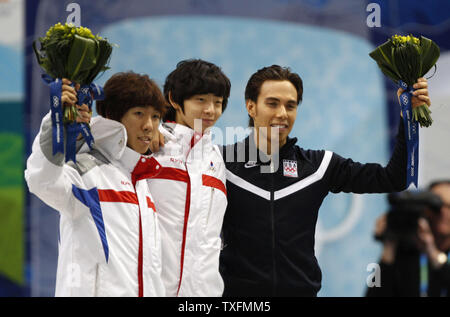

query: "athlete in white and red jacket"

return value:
[88, 118, 228, 297]
[25, 73, 167, 296]
[149, 121, 227, 297]
[88, 60, 231, 296]
[156, 60, 231, 296]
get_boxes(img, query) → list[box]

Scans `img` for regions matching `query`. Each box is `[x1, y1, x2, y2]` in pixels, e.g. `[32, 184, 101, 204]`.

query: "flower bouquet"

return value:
[369, 34, 440, 127]
[33, 23, 113, 162]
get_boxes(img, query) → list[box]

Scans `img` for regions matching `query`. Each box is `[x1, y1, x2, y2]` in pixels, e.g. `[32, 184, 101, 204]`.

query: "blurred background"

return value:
[0, 0, 449, 297]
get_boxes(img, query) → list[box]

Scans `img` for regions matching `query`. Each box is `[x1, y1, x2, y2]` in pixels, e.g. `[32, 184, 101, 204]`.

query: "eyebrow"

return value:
[265, 97, 297, 104]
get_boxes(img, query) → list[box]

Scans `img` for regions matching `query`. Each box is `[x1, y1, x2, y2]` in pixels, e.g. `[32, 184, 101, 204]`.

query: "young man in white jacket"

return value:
[87, 59, 231, 296]
[156, 59, 230, 296]
[25, 72, 167, 297]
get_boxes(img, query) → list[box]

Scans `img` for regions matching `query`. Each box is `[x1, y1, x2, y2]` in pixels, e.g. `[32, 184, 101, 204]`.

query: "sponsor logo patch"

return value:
[244, 161, 259, 169]
[283, 160, 298, 178]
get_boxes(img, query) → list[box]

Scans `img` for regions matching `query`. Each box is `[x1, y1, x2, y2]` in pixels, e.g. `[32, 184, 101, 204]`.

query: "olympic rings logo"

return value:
[401, 95, 409, 105]
[52, 96, 59, 108]
[284, 167, 296, 173]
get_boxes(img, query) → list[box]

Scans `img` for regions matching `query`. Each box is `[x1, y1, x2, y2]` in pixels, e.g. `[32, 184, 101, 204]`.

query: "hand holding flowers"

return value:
[397, 77, 431, 117]
[33, 22, 114, 162]
[61, 78, 91, 125]
[370, 34, 439, 188]
[370, 34, 439, 127]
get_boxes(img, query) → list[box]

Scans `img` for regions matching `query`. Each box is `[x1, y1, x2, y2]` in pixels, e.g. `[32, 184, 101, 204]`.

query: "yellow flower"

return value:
[391, 34, 420, 46]
[74, 26, 95, 39]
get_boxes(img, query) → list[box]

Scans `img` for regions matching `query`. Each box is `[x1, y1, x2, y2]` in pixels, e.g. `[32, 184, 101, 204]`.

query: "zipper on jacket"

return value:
[132, 184, 144, 297]
[177, 174, 191, 296]
[137, 197, 144, 297]
[206, 188, 215, 229]
[270, 162, 277, 296]
[176, 138, 196, 296]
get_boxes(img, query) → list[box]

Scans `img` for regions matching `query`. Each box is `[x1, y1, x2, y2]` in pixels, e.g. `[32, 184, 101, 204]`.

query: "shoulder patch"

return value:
[67, 149, 109, 176]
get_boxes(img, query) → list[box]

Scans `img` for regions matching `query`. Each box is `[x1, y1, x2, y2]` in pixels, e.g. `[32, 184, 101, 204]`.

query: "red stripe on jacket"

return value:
[148, 166, 226, 295]
[202, 174, 227, 197]
[97, 189, 156, 211]
[97, 188, 157, 297]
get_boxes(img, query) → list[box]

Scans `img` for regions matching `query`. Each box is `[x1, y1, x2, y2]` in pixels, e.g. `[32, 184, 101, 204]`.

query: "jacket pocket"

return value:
[151, 212, 162, 270]
[205, 188, 215, 229]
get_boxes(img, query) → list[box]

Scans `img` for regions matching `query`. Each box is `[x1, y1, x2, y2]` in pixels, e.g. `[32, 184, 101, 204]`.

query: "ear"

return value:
[246, 99, 256, 119]
[168, 91, 181, 112]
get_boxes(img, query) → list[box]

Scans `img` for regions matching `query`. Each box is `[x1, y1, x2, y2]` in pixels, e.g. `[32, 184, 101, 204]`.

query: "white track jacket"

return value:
[87, 119, 228, 297]
[25, 114, 165, 297]
[149, 123, 228, 297]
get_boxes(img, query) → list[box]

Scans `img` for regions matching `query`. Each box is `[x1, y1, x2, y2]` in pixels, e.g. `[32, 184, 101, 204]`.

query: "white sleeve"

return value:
[24, 112, 85, 213]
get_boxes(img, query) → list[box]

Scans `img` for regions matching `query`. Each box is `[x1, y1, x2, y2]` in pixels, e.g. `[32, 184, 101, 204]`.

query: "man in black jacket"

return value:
[219, 65, 431, 296]
[366, 180, 450, 297]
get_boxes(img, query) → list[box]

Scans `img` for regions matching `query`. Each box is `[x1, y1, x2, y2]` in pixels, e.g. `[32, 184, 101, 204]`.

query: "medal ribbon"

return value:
[42, 75, 104, 163]
[398, 81, 419, 188]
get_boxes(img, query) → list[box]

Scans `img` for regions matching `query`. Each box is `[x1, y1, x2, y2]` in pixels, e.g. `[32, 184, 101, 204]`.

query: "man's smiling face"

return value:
[247, 80, 298, 149]
[120, 106, 161, 154]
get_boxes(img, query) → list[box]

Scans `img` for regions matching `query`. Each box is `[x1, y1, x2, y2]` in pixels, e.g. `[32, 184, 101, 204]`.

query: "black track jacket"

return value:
[219, 120, 407, 296]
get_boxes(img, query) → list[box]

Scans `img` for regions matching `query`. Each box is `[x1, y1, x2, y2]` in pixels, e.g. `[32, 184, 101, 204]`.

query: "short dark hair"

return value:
[163, 59, 231, 122]
[96, 71, 167, 122]
[245, 65, 303, 127]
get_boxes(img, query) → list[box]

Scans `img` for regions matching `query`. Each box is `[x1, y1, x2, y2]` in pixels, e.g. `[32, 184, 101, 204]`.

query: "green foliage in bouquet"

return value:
[33, 23, 113, 123]
[369, 35, 440, 127]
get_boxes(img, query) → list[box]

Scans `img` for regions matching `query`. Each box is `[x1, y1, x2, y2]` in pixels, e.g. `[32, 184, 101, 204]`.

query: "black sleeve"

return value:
[326, 118, 407, 194]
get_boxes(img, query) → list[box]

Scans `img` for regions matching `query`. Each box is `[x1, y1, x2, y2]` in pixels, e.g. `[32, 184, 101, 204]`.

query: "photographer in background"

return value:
[366, 180, 450, 297]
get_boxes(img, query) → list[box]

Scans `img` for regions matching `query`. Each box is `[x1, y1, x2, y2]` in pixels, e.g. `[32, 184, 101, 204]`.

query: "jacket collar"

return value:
[244, 131, 304, 164]
[161, 121, 213, 152]
[86, 116, 150, 173]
